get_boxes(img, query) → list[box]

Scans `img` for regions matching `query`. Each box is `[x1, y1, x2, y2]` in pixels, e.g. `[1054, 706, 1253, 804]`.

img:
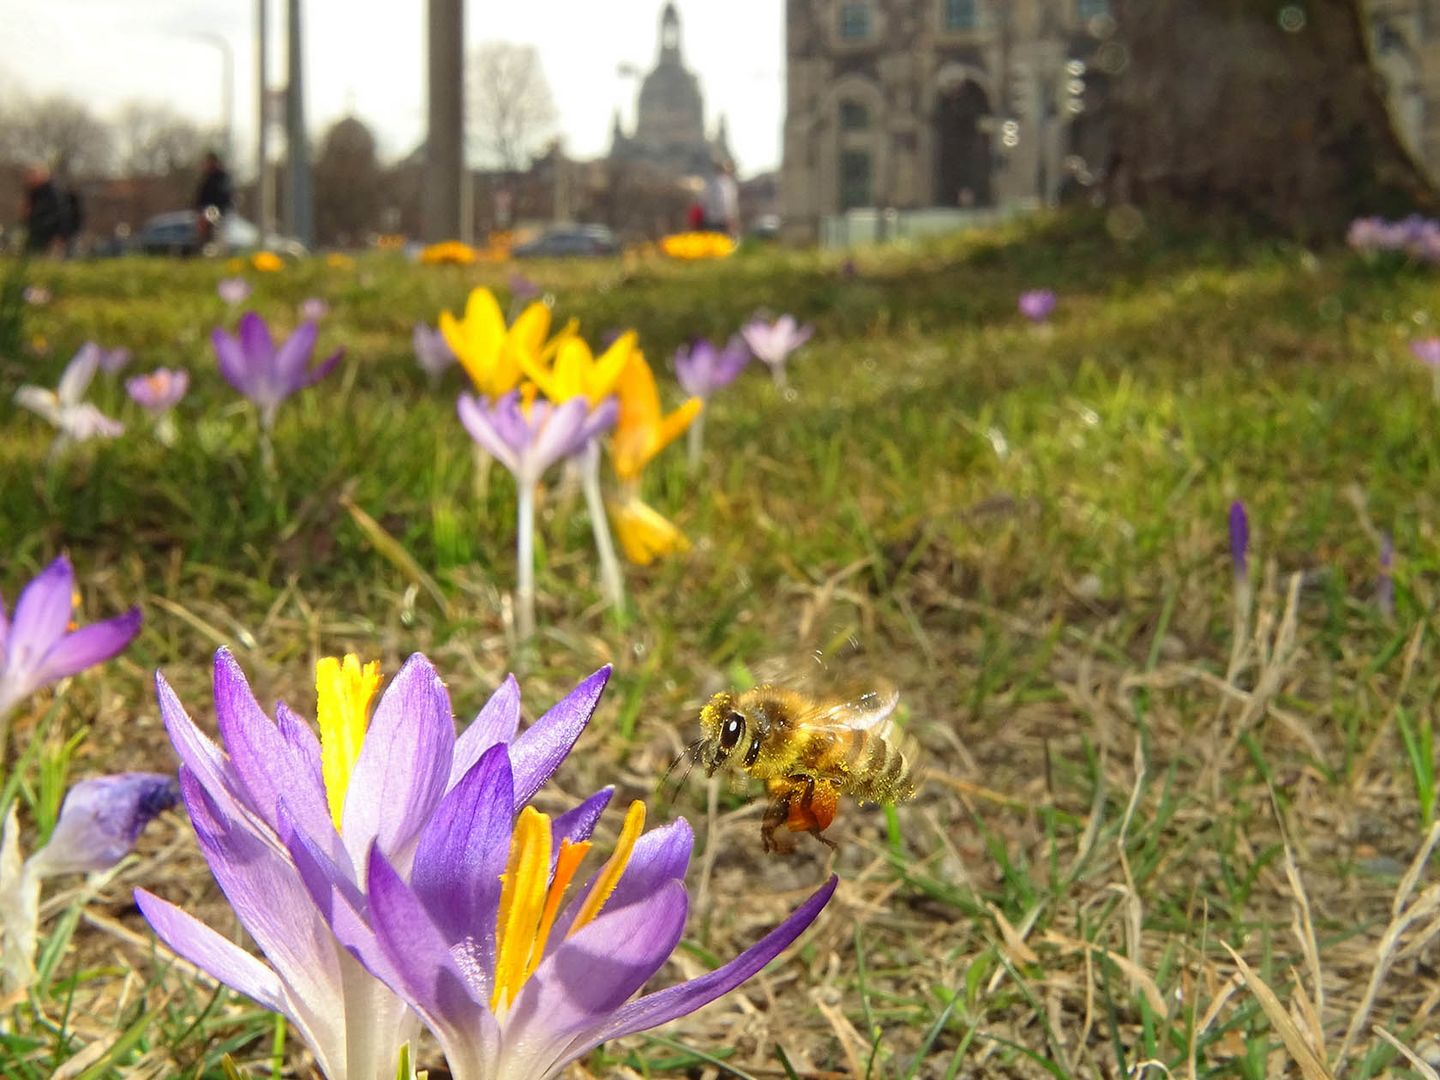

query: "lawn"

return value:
[3, 211, 1440, 1078]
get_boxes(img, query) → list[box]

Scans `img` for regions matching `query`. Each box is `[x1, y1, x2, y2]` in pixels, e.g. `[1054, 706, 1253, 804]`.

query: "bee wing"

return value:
[791, 684, 900, 732]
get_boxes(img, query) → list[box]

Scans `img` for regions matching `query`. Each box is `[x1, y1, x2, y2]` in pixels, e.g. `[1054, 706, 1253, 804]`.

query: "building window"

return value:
[838, 3, 870, 39]
[840, 149, 872, 209]
[944, 0, 979, 30]
[1076, 0, 1109, 19]
[839, 101, 870, 131]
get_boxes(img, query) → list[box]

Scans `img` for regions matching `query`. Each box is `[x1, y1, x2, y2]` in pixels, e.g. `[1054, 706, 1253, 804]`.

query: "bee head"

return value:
[698, 691, 747, 773]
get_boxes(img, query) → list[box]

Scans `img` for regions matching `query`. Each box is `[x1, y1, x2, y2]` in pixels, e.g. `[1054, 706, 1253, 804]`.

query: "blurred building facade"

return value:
[610, 1, 736, 176]
[781, 0, 1118, 243]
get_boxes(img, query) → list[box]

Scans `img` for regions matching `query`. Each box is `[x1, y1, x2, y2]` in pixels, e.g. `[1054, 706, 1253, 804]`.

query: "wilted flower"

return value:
[459, 391, 617, 638]
[212, 312, 343, 431]
[218, 277, 252, 305]
[610, 494, 691, 565]
[412, 323, 456, 382]
[2, 773, 176, 992]
[660, 231, 737, 260]
[741, 315, 813, 391]
[674, 336, 750, 400]
[1018, 289, 1057, 323]
[439, 287, 570, 399]
[136, 650, 835, 1080]
[126, 368, 189, 413]
[14, 343, 125, 452]
[252, 251, 284, 273]
[299, 297, 330, 322]
[0, 555, 141, 757]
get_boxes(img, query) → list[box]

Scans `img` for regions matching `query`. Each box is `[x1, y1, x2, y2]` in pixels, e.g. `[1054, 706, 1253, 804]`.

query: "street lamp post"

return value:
[189, 32, 235, 159]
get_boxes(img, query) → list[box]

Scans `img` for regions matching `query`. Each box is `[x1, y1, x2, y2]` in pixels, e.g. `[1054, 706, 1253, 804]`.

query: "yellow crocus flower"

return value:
[522, 331, 636, 407]
[608, 489, 691, 566]
[439, 287, 568, 399]
[611, 351, 702, 482]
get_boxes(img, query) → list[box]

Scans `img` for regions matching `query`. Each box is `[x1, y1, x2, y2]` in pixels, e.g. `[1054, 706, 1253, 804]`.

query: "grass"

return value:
[4, 209, 1440, 1076]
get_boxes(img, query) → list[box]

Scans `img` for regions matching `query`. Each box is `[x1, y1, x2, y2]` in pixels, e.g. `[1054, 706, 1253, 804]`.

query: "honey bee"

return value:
[678, 680, 918, 854]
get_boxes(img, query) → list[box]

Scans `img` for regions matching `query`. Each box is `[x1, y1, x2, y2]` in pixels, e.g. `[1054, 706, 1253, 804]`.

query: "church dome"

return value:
[634, 2, 705, 151]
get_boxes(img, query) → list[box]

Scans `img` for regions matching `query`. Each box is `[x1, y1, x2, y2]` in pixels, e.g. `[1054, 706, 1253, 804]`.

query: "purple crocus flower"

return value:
[2, 772, 176, 992]
[1018, 289, 1057, 323]
[217, 278, 252, 305]
[212, 312, 343, 430]
[134, 650, 835, 1080]
[299, 297, 330, 322]
[508, 271, 541, 302]
[0, 556, 142, 755]
[27, 773, 178, 877]
[458, 392, 616, 490]
[740, 315, 813, 391]
[1378, 531, 1395, 620]
[126, 368, 189, 413]
[1228, 500, 1249, 582]
[14, 343, 125, 449]
[412, 323, 456, 381]
[98, 347, 131, 375]
[1410, 339, 1440, 367]
[674, 336, 750, 399]
[459, 391, 617, 638]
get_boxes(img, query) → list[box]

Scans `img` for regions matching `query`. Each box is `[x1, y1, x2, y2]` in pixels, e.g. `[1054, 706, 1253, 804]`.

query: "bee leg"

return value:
[761, 786, 797, 855]
[788, 777, 840, 849]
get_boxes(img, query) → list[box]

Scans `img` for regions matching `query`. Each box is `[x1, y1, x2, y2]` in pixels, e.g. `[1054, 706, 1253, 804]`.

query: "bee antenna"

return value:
[657, 739, 705, 804]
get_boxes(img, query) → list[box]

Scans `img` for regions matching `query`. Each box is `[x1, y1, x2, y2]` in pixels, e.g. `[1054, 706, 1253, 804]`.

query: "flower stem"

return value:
[687, 408, 706, 470]
[516, 482, 537, 640]
[771, 362, 788, 393]
[1431, 364, 1439, 405]
[581, 441, 625, 616]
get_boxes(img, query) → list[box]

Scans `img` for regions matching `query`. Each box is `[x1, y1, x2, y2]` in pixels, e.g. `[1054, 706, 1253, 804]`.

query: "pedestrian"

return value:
[700, 158, 740, 237]
[194, 150, 234, 252]
[20, 164, 64, 256]
[59, 185, 84, 257]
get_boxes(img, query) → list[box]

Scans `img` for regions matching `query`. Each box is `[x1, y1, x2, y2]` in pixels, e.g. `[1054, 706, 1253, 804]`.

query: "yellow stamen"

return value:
[567, 800, 645, 936]
[316, 654, 382, 831]
[491, 807, 553, 1011]
[524, 839, 591, 981]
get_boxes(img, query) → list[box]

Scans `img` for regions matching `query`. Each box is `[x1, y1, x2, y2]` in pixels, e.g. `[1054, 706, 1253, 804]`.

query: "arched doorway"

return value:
[935, 81, 993, 207]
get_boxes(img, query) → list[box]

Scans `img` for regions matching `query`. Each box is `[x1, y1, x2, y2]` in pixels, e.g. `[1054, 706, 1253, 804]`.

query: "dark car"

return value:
[511, 225, 618, 258]
[135, 211, 305, 257]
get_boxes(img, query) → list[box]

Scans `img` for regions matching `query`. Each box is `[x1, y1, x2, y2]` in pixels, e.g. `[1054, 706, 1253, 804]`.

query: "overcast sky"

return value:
[5, 0, 786, 174]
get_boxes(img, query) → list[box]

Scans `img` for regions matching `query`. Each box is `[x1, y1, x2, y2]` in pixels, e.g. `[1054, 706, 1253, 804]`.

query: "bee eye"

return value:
[720, 712, 745, 750]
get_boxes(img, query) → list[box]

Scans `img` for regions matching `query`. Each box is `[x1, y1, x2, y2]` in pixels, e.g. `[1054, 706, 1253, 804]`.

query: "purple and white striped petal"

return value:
[509, 665, 611, 808]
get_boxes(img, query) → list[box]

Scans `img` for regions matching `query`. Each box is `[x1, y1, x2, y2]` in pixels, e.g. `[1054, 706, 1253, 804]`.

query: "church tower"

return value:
[611, 2, 716, 177]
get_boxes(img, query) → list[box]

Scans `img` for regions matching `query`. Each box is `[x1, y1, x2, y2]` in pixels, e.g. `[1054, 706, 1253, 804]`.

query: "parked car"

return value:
[511, 225, 618, 258]
[135, 211, 307, 257]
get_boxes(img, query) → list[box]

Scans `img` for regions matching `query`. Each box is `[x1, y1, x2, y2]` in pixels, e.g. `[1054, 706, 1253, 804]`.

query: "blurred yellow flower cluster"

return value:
[438, 285, 701, 564]
[251, 251, 285, 273]
[659, 231, 737, 260]
[325, 253, 356, 270]
[420, 241, 479, 266]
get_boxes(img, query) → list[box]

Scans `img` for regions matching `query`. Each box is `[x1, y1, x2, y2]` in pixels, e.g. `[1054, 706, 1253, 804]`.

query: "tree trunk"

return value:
[1104, 0, 1435, 235]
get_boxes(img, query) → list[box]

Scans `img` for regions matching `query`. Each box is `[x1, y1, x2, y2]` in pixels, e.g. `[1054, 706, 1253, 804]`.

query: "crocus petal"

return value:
[301, 348, 343, 390]
[553, 817, 692, 940]
[552, 786, 614, 850]
[366, 847, 502, 1080]
[579, 875, 838, 1049]
[500, 880, 688, 1078]
[58, 344, 101, 405]
[449, 674, 521, 789]
[212, 328, 252, 395]
[411, 743, 513, 978]
[458, 394, 521, 476]
[27, 772, 177, 877]
[14, 387, 61, 426]
[9, 558, 75, 671]
[341, 653, 455, 868]
[135, 889, 287, 1013]
[509, 666, 611, 808]
[30, 607, 140, 688]
[211, 650, 333, 841]
[274, 321, 319, 392]
[238, 312, 276, 371]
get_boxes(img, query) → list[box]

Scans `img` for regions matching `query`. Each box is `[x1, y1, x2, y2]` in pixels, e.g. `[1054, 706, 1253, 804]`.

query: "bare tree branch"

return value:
[467, 43, 559, 171]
